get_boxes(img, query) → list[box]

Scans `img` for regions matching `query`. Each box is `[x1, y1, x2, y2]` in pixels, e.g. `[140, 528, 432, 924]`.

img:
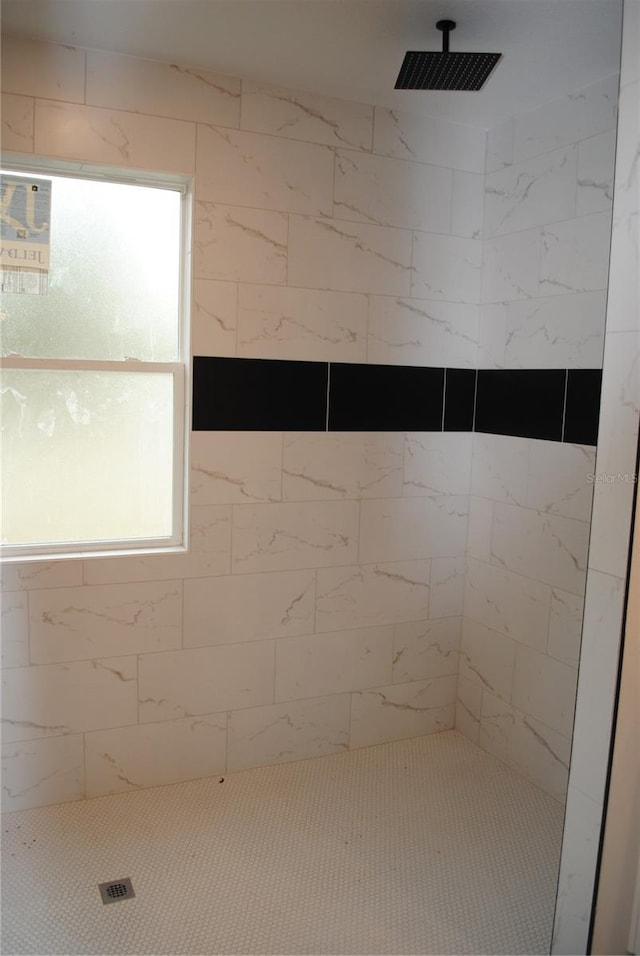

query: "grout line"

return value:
[441, 368, 447, 431]
[560, 369, 569, 441]
[325, 363, 331, 431]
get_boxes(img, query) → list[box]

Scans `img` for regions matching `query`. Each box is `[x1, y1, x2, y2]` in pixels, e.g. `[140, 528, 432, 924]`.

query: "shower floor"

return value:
[1, 730, 563, 955]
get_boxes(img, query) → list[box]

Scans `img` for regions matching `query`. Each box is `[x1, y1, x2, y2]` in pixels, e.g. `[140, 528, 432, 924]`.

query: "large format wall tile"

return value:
[359, 496, 468, 564]
[192, 279, 238, 358]
[464, 558, 551, 653]
[1, 592, 29, 668]
[184, 570, 315, 647]
[482, 229, 540, 302]
[577, 130, 616, 215]
[459, 618, 517, 703]
[194, 202, 287, 284]
[0, 562, 83, 592]
[367, 297, 478, 369]
[501, 292, 606, 369]
[28, 581, 182, 663]
[470, 434, 529, 505]
[349, 678, 456, 748]
[196, 125, 334, 216]
[411, 233, 481, 303]
[86, 50, 240, 126]
[539, 211, 613, 296]
[1, 735, 85, 812]
[191, 432, 283, 505]
[316, 562, 430, 631]
[403, 433, 473, 496]
[373, 107, 486, 173]
[526, 442, 596, 521]
[35, 101, 196, 172]
[1, 93, 34, 152]
[391, 618, 461, 682]
[1, 36, 85, 102]
[240, 81, 374, 150]
[512, 644, 578, 738]
[282, 432, 403, 500]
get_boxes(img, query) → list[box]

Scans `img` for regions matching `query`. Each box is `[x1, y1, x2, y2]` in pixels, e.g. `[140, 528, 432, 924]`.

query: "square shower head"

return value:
[395, 51, 502, 90]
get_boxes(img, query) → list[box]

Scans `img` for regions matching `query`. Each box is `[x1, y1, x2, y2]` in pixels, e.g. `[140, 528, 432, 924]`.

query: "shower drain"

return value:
[98, 878, 135, 904]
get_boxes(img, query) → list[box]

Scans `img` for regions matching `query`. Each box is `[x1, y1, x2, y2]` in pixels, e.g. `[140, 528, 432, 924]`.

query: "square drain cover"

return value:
[98, 878, 135, 904]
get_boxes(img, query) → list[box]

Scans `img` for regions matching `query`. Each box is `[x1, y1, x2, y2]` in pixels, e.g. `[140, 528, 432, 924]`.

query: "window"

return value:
[0, 162, 189, 560]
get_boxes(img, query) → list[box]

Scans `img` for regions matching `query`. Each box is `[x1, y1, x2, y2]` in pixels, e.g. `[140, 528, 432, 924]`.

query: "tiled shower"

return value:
[1, 2, 639, 950]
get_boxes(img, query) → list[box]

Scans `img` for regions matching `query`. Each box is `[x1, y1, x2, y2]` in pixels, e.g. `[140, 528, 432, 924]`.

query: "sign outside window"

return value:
[0, 175, 52, 294]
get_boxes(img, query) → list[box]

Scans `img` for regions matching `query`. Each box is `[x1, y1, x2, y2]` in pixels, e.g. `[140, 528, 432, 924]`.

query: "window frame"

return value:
[0, 155, 192, 562]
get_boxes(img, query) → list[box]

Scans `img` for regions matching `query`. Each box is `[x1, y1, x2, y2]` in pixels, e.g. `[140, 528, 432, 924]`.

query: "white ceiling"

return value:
[1, 0, 624, 128]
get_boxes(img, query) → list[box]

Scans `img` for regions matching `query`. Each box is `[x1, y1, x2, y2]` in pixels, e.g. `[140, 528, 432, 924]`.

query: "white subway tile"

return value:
[29, 581, 182, 663]
[288, 216, 412, 295]
[373, 107, 486, 173]
[283, 432, 403, 500]
[2, 657, 137, 742]
[184, 570, 315, 648]
[1, 93, 34, 152]
[241, 81, 373, 150]
[35, 101, 196, 172]
[228, 694, 350, 771]
[359, 496, 468, 564]
[368, 297, 478, 368]
[86, 50, 240, 126]
[1, 592, 29, 668]
[512, 644, 578, 737]
[404, 433, 474, 497]
[392, 617, 461, 682]
[191, 431, 283, 505]
[85, 714, 227, 798]
[1, 735, 85, 812]
[194, 202, 287, 284]
[539, 211, 613, 296]
[196, 125, 334, 216]
[527, 442, 596, 521]
[139, 641, 274, 722]
[429, 557, 466, 618]
[464, 558, 551, 652]
[275, 626, 393, 701]
[316, 562, 429, 632]
[411, 233, 481, 303]
[349, 678, 456, 748]
[192, 279, 238, 357]
[1, 37, 85, 103]
[238, 285, 367, 363]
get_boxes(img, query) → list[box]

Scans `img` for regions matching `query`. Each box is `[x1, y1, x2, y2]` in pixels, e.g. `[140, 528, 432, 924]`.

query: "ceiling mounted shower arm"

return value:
[436, 20, 456, 54]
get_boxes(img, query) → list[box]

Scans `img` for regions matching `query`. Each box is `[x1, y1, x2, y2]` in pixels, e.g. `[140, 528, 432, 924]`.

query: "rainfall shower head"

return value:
[395, 19, 501, 91]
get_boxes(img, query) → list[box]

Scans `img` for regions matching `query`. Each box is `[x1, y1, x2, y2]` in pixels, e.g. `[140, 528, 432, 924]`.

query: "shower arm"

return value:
[436, 19, 456, 54]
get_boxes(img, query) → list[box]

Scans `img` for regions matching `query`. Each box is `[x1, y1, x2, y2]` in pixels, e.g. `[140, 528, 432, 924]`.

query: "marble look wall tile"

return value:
[510, 710, 571, 803]
[237, 284, 367, 363]
[82, 506, 231, 585]
[334, 149, 452, 231]
[85, 714, 227, 798]
[539, 210, 612, 296]
[451, 171, 484, 239]
[35, 101, 196, 172]
[512, 643, 578, 737]
[349, 678, 456, 749]
[466, 497, 494, 563]
[491, 503, 590, 595]
[283, 432, 403, 500]
[316, 561, 429, 631]
[486, 118, 515, 173]
[485, 145, 578, 238]
[411, 233, 481, 303]
[583, 333, 640, 578]
[1, 36, 85, 102]
[471, 434, 529, 505]
[139, 641, 274, 722]
[1, 93, 34, 152]
[502, 292, 606, 369]
[196, 125, 334, 216]
[288, 216, 412, 295]
[1, 735, 85, 812]
[29, 581, 182, 663]
[2, 657, 137, 742]
[429, 557, 466, 618]
[86, 50, 240, 126]
[184, 569, 314, 648]
[192, 279, 237, 357]
[477, 304, 508, 368]
[373, 107, 486, 173]
[359, 496, 468, 564]
[455, 674, 482, 742]
[527, 442, 596, 522]
[275, 626, 393, 701]
[367, 297, 478, 368]
[459, 617, 517, 703]
[392, 617, 461, 682]
[620, 0, 640, 87]
[194, 202, 287, 284]
[464, 558, 551, 652]
[513, 74, 619, 163]
[0, 561, 83, 591]
[404, 433, 473, 497]
[241, 81, 373, 149]
[232, 500, 359, 573]
[482, 229, 540, 302]
[476, 688, 513, 763]
[191, 431, 283, 505]
[577, 130, 616, 215]
[1, 592, 29, 668]
[228, 694, 350, 772]
[548, 588, 585, 667]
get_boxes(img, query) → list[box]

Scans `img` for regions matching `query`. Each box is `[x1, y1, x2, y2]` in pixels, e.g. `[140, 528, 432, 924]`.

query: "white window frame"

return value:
[0, 155, 192, 562]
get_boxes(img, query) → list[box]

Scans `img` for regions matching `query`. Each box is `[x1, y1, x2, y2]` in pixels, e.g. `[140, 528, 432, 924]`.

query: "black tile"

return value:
[475, 369, 566, 441]
[563, 369, 602, 445]
[328, 363, 444, 431]
[192, 356, 328, 430]
[444, 369, 476, 431]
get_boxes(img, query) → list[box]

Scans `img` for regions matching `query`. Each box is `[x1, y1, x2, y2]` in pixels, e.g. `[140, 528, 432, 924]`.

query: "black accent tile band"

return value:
[563, 369, 603, 445]
[444, 369, 476, 432]
[475, 369, 566, 442]
[192, 356, 328, 431]
[328, 363, 444, 431]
